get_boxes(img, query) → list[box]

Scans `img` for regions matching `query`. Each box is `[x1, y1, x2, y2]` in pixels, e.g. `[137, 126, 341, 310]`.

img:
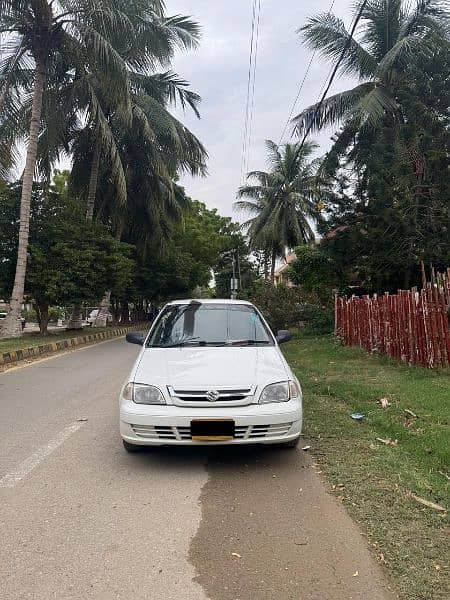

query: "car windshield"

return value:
[147, 303, 274, 347]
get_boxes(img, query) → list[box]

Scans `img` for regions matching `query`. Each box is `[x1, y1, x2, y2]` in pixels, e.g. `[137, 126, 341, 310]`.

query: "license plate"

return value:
[191, 419, 235, 441]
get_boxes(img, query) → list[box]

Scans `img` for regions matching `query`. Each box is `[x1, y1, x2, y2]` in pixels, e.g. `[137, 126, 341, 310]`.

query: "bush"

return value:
[48, 306, 64, 322]
[299, 303, 334, 335]
[249, 281, 302, 332]
[22, 309, 37, 322]
[287, 245, 336, 305]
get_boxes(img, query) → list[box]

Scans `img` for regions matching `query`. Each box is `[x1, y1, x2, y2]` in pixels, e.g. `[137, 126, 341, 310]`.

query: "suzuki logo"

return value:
[206, 389, 220, 402]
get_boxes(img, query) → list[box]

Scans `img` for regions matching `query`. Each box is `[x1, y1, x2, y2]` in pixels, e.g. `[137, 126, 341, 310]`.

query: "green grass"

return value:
[283, 334, 449, 600]
[0, 327, 112, 354]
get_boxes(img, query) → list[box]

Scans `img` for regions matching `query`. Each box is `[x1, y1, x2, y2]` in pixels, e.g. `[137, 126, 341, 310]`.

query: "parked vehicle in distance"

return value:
[0, 311, 26, 330]
[87, 309, 113, 326]
[120, 299, 302, 451]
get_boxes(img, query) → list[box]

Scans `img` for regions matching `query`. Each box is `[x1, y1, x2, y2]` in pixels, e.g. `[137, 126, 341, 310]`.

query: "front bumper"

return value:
[120, 399, 302, 446]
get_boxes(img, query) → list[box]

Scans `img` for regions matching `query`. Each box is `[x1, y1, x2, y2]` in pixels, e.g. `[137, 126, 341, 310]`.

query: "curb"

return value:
[0, 324, 147, 367]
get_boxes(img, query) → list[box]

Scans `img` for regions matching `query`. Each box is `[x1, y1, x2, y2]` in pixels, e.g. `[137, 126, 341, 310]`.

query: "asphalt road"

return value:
[0, 338, 396, 600]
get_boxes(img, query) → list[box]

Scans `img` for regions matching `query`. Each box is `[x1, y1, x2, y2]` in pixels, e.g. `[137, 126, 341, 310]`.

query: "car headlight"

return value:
[259, 380, 299, 404]
[122, 383, 166, 405]
[260, 381, 289, 403]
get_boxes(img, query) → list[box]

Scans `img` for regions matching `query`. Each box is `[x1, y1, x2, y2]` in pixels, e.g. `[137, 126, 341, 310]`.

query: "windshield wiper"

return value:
[160, 338, 206, 348]
[229, 339, 271, 346]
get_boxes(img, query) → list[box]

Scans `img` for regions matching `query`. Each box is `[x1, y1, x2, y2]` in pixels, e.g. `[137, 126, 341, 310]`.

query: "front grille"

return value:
[130, 423, 293, 441]
[169, 387, 254, 405]
[131, 425, 191, 440]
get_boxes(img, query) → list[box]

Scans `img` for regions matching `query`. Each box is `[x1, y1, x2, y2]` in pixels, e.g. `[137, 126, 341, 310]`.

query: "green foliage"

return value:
[212, 221, 259, 299]
[21, 309, 37, 323]
[249, 281, 302, 332]
[0, 183, 135, 308]
[298, 304, 334, 335]
[125, 199, 245, 304]
[296, 0, 450, 293]
[287, 246, 337, 304]
[48, 307, 64, 322]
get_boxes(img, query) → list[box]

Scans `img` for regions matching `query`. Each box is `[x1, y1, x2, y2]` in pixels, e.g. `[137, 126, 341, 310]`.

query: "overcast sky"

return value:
[168, 0, 356, 218]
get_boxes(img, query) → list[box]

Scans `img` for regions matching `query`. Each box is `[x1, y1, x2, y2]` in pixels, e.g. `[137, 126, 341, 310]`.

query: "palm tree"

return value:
[293, 0, 448, 141]
[235, 140, 321, 281]
[0, 0, 137, 337]
[0, 1, 201, 336]
[79, 74, 207, 327]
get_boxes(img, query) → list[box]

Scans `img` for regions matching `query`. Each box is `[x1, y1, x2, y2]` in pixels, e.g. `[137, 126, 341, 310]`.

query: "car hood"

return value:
[133, 346, 289, 390]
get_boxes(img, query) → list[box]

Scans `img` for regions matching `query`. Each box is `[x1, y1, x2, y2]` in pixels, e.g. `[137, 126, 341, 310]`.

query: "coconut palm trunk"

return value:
[66, 136, 101, 330]
[93, 223, 123, 327]
[85, 137, 101, 221]
[0, 57, 47, 338]
[270, 248, 277, 283]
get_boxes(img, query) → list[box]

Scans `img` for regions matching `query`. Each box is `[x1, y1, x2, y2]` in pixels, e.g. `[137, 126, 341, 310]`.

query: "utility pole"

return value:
[231, 253, 238, 299]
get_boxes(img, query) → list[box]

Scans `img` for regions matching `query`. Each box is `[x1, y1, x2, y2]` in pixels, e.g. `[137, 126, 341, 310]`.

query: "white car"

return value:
[120, 299, 302, 451]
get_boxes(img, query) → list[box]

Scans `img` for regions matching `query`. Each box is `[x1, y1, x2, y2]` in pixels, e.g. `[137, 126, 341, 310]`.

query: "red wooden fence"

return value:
[335, 269, 450, 368]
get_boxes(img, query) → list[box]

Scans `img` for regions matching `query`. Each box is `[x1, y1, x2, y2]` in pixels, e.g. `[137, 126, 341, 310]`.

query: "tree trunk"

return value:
[93, 291, 111, 328]
[263, 250, 270, 280]
[93, 223, 123, 328]
[1, 58, 47, 338]
[112, 300, 121, 324]
[36, 300, 49, 335]
[66, 305, 83, 330]
[120, 300, 130, 324]
[270, 248, 277, 283]
[85, 136, 101, 221]
[67, 138, 101, 330]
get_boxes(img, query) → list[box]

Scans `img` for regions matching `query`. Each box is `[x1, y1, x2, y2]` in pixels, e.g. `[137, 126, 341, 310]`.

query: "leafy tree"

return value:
[0, 0, 133, 336]
[287, 245, 338, 305]
[213, 223, 259, 299]
[236, 140, 322, 279]
[0, 0, 202, 336]
[248, 281, 302, 332]
[0, 183, 134, 334]
[119, 199, 253, 307]
[294, 0, 450, 292]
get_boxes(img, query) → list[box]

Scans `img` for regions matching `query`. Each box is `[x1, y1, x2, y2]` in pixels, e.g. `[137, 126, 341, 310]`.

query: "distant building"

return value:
[274, 252, 297, 287]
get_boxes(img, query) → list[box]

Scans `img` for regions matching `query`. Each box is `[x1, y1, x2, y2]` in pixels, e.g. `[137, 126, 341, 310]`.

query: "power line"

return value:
[240, 0, 258, 184]
[294, 0, 369, 158]
[240, 0, 262, 184]
[244, 0, 262, 178]
[278, 0, 336, 146]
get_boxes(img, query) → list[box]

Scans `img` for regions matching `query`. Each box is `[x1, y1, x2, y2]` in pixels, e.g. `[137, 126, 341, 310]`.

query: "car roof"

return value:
[166, 299, 254, 306]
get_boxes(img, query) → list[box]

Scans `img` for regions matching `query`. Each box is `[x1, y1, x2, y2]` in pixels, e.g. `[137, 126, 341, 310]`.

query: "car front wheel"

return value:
[122, 440, 143, 453]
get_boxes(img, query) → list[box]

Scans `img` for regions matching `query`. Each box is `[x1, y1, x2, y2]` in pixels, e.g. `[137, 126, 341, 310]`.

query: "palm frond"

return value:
[354, 84, 399, 127]
[360, 0, 403, 60]
[300, 12, 378, 78]
[293, 82, 375, 134]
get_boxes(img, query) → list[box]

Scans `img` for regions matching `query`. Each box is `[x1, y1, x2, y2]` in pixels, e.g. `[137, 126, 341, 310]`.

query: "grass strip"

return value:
[283, 334, 449, 600]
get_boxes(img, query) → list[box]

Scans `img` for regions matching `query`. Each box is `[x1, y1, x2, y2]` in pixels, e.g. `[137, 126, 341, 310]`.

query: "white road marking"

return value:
[0, 422, 85, 488]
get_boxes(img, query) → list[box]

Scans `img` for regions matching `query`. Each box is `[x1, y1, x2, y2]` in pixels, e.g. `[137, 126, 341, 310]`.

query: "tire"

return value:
[123, 440, 143, 453]
[280, 436, 300, 449]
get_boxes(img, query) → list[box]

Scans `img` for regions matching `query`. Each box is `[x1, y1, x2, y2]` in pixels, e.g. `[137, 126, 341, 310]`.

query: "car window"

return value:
[147, 304, 273, 347]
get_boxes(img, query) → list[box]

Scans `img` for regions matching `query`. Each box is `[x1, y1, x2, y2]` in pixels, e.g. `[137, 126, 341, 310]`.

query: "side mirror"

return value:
[276, 330, 292, 345]
[126, 331, 146, 346]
